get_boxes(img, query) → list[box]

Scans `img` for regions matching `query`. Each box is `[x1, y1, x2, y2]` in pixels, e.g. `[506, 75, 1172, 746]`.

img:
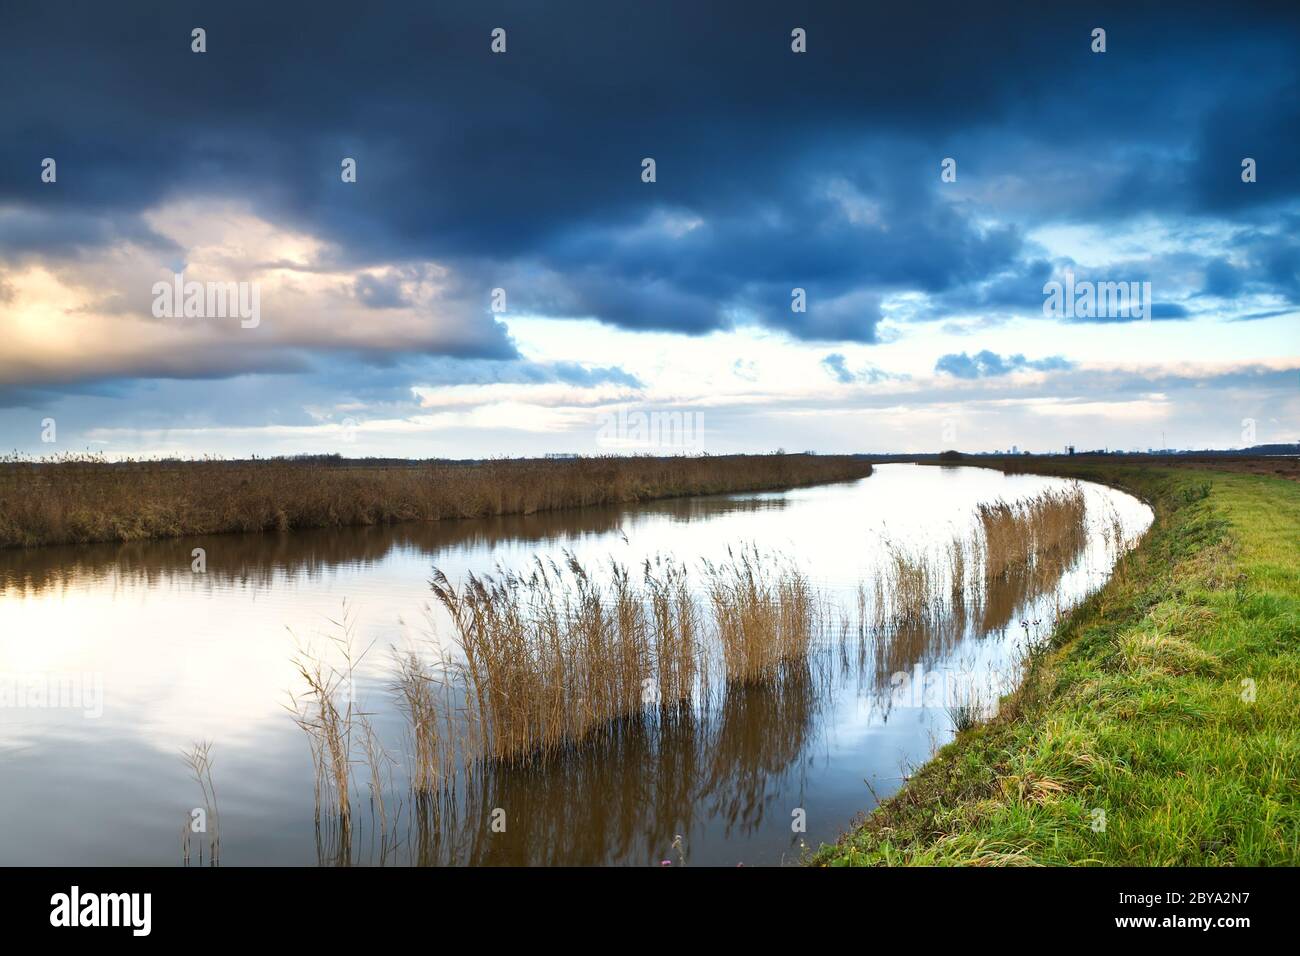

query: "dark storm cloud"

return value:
[4, 0, 1298, 356]
[303, 354, 643, 401]
[0, 355, 642, 429]
[1187, 85, 1300, 214]
[0, 206, 180, 261]
[1200, 257, 1245, 298]
[1060, 302, 1191, 324]
[916, 258, 1056, 322]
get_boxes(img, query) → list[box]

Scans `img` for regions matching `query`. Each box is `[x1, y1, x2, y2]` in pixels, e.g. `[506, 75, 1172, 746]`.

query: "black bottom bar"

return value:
[0, 866, 1279, 941]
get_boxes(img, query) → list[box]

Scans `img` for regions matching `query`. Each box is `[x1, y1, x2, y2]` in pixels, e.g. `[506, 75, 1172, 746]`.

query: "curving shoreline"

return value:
[816, 460, 1300, 866]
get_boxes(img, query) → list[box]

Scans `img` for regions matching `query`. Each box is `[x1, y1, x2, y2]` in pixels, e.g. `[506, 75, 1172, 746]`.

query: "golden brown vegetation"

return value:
[288, 485, 1097, 828]
[704, 547, 814, 684]
[430, 553, 725, 767]
[0, 452, 873, 549]
[976, 483, 1087, 582]
[286, 607, 371, 826]
[393, 651, 457, 793]
[868, 486, 1088, 634]
[324, 661, 830, 865]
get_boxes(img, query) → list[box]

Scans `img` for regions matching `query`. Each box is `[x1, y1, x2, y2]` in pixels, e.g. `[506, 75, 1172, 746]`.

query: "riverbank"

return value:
[816, 461, 1299, 865]
[0, 453, 873, 549]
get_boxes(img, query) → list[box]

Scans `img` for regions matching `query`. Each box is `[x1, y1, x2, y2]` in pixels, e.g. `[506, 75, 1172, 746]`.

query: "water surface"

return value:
[0, 464, 1151, 865]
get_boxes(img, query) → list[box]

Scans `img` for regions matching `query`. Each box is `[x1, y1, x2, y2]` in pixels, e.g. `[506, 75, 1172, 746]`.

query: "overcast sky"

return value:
[1, 0, 1298, 458]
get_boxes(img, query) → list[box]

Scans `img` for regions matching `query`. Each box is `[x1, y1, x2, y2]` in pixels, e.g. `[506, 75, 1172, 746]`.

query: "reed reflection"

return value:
[0, 495, 788, 597]
[299, 484, 1124, 866]
[314, 660, 825, 866]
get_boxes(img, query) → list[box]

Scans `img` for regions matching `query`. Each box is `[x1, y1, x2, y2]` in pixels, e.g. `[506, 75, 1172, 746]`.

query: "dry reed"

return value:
[0, 452, 873, 549]
[866, 486, 1088, 636]
[286, 605, 374, 825]
[392, 651, 457, 792]
[704, 546, 815, 684]
[429, 554, 704, 767]
[976, 484, 1087, 582]
[180, 740, 221, 866]
[289, 484, 1098, 812]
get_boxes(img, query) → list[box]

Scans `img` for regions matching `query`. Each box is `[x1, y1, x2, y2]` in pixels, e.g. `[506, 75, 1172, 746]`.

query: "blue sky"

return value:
[1, 0, 1297, 457]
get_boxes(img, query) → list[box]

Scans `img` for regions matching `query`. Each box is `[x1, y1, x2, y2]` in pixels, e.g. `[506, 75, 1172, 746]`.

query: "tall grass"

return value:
[883, 546, 936, 625]
[946, 533, 968, 603]
[0, 452, 873, 549]
[976, 484, 1087, 583]
[288, 484, 1100, 826]
[392, 651, 457, 793]
[286, 606, 373, 826]
[430, 554, 713, 767]
[868, 485, 1089, 633]
[380, 660, 826, 866]
[180, 740, 221, 866]
[944, 685, 986, 734]
[645, 556, 703, 710]
[704, 547, 814, 683]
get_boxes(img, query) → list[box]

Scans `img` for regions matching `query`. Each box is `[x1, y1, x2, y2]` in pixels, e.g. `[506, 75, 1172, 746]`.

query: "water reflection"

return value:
[307, 534, 1093, 867]
[0, 494, 789, 597]
[316, 661, 826, 866]
[0, 465, 1151, 866]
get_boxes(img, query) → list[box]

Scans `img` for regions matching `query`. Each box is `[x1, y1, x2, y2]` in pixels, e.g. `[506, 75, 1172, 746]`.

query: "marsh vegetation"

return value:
[0, 462, 1151, 866]
[0, 452, 873, 549]
[286, 482, 1118, 861]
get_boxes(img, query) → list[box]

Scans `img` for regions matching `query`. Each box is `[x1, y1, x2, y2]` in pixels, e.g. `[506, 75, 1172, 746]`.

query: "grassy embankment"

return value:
[0, 453, 872, 549]
[818, 460, 1299, 865]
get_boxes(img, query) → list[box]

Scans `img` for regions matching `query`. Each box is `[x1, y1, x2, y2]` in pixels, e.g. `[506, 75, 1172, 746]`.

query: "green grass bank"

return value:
[817, 461, 1299, 865]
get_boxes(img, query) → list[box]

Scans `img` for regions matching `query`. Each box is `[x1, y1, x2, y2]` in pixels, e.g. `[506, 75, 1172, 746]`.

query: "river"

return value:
[0, 463, 1151, 865]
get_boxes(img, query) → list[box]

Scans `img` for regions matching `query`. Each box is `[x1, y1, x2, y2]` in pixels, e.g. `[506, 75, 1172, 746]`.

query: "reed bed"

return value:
[867, 485, 1089, 633]
[428, 550, 806, 768]
[327, 659, 829, 866]
[283, 545, 818, 793]
[976, 484, 1087, 582]
[430, 556, 649, 765]
[286, 482, 1102, 834]
[704, 547, 815, 684]
[0, 452, 873, 549]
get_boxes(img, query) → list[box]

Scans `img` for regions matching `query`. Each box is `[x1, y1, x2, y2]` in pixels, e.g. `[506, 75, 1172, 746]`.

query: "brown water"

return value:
[0, 464, 1150, 866]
